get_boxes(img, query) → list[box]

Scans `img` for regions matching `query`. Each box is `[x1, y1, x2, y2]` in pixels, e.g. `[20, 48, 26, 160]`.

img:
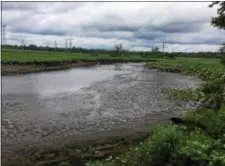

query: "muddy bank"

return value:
[1, 59, 157, 76]
[2, 63, 202, 163]
[1, 61, 96, 76]
[3, 115, 170, 166]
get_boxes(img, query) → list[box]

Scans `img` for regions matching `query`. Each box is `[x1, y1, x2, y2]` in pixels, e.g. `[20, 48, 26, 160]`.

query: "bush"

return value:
[199, 76, 225, 109]
[178, 132, 212, 165]
[220, 57, 225, 66]
[164, 53, 176, 59]
[183, 107, 225, 139]
[112, 125, 183, 166]
[148, 125, 183, 166]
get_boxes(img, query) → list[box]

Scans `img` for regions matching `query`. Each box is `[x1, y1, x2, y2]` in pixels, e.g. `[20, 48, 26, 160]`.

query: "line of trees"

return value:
[1, 43, 223, 59]
[1, 44, 112, 54]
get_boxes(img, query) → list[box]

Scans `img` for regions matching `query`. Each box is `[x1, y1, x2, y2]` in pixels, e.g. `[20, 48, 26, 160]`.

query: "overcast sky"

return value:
[2, 2, 225, 52]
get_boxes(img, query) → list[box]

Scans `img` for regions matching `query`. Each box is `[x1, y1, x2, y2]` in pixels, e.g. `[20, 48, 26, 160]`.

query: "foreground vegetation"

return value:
[87, 58, 225, 166]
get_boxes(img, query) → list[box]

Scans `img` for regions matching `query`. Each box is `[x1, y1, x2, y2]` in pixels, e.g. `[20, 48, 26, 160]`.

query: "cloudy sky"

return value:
[2, 2, 225, 52]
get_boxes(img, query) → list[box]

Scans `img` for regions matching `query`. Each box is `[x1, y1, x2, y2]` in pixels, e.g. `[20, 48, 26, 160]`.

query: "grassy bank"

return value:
[1, 49, 160, 75]
[88, 58, 225, 166]
[2, 49, 158, 64]
[145, 58, 223, 80]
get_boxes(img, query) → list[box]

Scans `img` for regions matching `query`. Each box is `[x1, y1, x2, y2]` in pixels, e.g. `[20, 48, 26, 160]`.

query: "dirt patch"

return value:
[2, 115, 170, 166]
[1, 59, 158, 76]
[1, 61, 96, 76]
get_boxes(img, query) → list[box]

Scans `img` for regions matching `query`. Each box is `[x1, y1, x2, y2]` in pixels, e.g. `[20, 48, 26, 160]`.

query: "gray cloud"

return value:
[83, 25, 138, 33]
[2, 2, 225, 52]
[156, 23, 203, 33]
[11, 27, 66, 36]
[2, 2, 37, 11]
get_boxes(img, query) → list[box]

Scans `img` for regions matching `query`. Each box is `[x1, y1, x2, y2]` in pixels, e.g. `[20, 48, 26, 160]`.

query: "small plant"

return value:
[178, 131, 212, 165]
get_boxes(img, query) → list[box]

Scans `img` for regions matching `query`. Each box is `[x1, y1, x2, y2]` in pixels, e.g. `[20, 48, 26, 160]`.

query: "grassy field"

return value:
[1, 49, 157, 64]
[146, 57, 223, 80]
[1, 48, 160, 75]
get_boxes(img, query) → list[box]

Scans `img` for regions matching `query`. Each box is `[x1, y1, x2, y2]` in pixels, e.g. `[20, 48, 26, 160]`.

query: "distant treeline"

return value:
[2, 44, 223, 59]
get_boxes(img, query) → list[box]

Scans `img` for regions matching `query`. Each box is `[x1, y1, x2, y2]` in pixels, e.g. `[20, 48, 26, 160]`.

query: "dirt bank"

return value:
[3, 114, 170, 165]
[1, 59, 157, 76]
[1, 61, 96, 76]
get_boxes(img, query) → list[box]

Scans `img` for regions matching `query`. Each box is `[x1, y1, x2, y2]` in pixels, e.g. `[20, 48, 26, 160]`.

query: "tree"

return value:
[113, 43, 124, 56]
[219, 42, 225, 55]
[209, 2, 225, 63]
[152, 46, 160, 53]
[219, 43, 225, 66]
[209, 2, 225, 30]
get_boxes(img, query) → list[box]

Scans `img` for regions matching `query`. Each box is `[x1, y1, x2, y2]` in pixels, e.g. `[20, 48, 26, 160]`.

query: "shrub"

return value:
[148, 125, 183, 166]
[183, 107, 225, 139]
[220, 57, 225, 66]
[178, 132, 212, 165]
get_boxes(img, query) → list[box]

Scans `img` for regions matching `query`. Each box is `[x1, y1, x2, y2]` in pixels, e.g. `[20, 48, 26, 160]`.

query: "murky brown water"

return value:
[2, 63, 201, 155]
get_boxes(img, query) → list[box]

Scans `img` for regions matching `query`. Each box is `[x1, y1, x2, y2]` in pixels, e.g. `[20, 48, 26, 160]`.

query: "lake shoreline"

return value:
[2, 115, 171, 165]
[1, 61, 96, 76]
[2, 63, 201, 165]
[1, 60, 154, 76]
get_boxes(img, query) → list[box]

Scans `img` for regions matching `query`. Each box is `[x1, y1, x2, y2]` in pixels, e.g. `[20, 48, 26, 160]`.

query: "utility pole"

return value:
[162, 42, 165, 53]
[65, 39, 68, 49]
[2, 24, 7, 45]
[68, 39, 72, 49]
[54, 40, 57, 49]
[21, 39, 25, 50]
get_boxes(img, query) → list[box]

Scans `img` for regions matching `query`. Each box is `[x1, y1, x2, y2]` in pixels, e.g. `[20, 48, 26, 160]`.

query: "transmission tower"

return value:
[65, 39, 68, 49]
[162, 42, 165, 53]
[54, 40, 57, 49]
[68, 39, 72, 49]
[22, 39, 26, 49]
[21, 39, 24, 45]
[2, 24, 7, 45]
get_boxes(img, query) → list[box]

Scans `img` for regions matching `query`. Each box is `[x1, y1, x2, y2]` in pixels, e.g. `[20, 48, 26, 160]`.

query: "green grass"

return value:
[1, 49, 158, 64]
[146, 58, 223, 80]
[167, 88, 204, 101]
